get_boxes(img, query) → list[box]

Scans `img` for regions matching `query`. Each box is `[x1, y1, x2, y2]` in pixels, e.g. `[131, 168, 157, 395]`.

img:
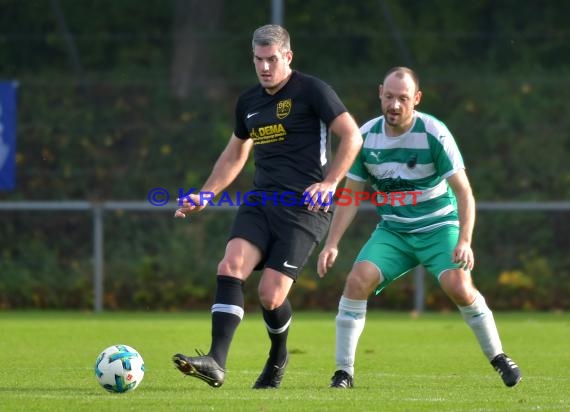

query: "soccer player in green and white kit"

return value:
[317, 67, 521, 388]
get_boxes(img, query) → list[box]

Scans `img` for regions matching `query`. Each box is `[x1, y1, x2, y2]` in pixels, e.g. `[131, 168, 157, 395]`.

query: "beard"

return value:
[383, 110, 401, 127]
[382, 108, 415, 134]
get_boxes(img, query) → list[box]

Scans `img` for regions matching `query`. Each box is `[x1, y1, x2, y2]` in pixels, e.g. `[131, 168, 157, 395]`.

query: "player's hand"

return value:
[303, 182, 337, 212]
[453, 240, 474, 271]
[174, 193, 207, 218]
[317, 245, 338, 278]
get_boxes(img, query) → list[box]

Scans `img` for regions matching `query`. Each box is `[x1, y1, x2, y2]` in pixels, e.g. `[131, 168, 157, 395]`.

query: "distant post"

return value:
[414, 266, 426, 314]
[271, 0, 284, 25]
[93, 205, 104, 312]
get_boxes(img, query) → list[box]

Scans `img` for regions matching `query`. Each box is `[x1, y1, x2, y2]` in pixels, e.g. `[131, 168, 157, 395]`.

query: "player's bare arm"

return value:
[304, 112, 362, 212]
[175, 135, 253, 218]
[447, 169, 476, 270]
[317, 178, 365, 278]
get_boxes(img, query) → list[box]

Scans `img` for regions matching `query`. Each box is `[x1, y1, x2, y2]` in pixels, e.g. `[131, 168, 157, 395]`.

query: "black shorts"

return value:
[229, 198, 332, 280]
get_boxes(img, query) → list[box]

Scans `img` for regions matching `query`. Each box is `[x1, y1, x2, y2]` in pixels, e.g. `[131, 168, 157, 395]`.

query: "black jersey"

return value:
[234, 70, 347, 196]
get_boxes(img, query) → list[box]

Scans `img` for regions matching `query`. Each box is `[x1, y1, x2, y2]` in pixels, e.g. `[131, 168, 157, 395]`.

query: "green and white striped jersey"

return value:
[347, 111, 465, 233]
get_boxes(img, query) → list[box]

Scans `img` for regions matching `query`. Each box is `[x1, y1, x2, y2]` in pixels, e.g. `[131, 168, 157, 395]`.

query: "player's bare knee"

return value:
[344, 271, 375, 299]
[344, 261, 382, 298]
[217, 259, 244, 278]
[258, 292, 284, 310]
[442, 279, 477, 306]
[440, 269, 475, 305]
[459, 285, 478, 306]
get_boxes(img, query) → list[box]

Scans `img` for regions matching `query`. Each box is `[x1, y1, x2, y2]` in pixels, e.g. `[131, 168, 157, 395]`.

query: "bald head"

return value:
[383, 67, 420, 94]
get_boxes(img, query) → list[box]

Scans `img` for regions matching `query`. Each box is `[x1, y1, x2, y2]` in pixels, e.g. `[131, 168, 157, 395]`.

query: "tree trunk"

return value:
[171, 0, 223, 100]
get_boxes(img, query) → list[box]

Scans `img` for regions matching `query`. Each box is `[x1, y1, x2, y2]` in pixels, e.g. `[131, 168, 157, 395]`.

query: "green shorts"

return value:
[355, 225, 466, 295]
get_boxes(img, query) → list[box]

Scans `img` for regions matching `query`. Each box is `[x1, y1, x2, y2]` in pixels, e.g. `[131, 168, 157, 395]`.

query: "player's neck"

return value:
[264, 70, 293, 95]
[385, 121, 413, 137]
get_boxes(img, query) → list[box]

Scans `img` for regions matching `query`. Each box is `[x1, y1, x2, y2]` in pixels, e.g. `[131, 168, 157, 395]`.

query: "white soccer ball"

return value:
[94, 344, 145, 393]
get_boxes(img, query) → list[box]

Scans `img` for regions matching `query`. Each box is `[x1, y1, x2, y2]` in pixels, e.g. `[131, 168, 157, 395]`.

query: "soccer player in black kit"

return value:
[172, 24, 362, 389]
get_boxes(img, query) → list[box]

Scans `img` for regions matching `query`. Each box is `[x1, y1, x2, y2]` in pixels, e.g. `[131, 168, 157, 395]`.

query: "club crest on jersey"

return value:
[276, 99, 292, 119]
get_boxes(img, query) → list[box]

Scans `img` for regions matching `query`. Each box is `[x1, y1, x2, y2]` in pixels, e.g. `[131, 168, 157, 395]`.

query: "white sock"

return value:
[458, 291, 503, 360]
[335, 296, 367, 376]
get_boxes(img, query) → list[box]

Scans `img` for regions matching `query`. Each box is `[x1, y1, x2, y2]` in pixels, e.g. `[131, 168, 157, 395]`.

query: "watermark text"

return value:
[148, 188, 422, 208]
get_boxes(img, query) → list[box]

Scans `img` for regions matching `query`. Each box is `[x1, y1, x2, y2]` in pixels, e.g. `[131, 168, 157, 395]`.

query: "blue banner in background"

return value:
[0, 81, 18, 191]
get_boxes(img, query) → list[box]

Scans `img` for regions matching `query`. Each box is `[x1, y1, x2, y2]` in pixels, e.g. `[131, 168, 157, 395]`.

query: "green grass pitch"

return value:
[0, 311, 568, 411]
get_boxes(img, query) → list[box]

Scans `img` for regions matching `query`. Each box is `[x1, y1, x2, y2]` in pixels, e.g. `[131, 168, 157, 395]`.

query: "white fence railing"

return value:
[1, 200, 569, 312]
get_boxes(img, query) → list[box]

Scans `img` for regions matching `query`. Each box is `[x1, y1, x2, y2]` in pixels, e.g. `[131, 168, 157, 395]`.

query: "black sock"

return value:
[209, 275, 244, 369]
[261, 299, 292, 366]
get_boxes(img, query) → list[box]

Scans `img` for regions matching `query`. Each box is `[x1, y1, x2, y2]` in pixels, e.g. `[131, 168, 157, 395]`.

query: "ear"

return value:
[378, 84, 383, 99]
[285, 50, 293, 64]
[414, 90, 422, 106]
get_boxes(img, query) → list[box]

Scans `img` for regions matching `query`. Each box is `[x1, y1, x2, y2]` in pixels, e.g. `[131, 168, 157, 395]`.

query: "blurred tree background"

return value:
[0, 0, 568, 310]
